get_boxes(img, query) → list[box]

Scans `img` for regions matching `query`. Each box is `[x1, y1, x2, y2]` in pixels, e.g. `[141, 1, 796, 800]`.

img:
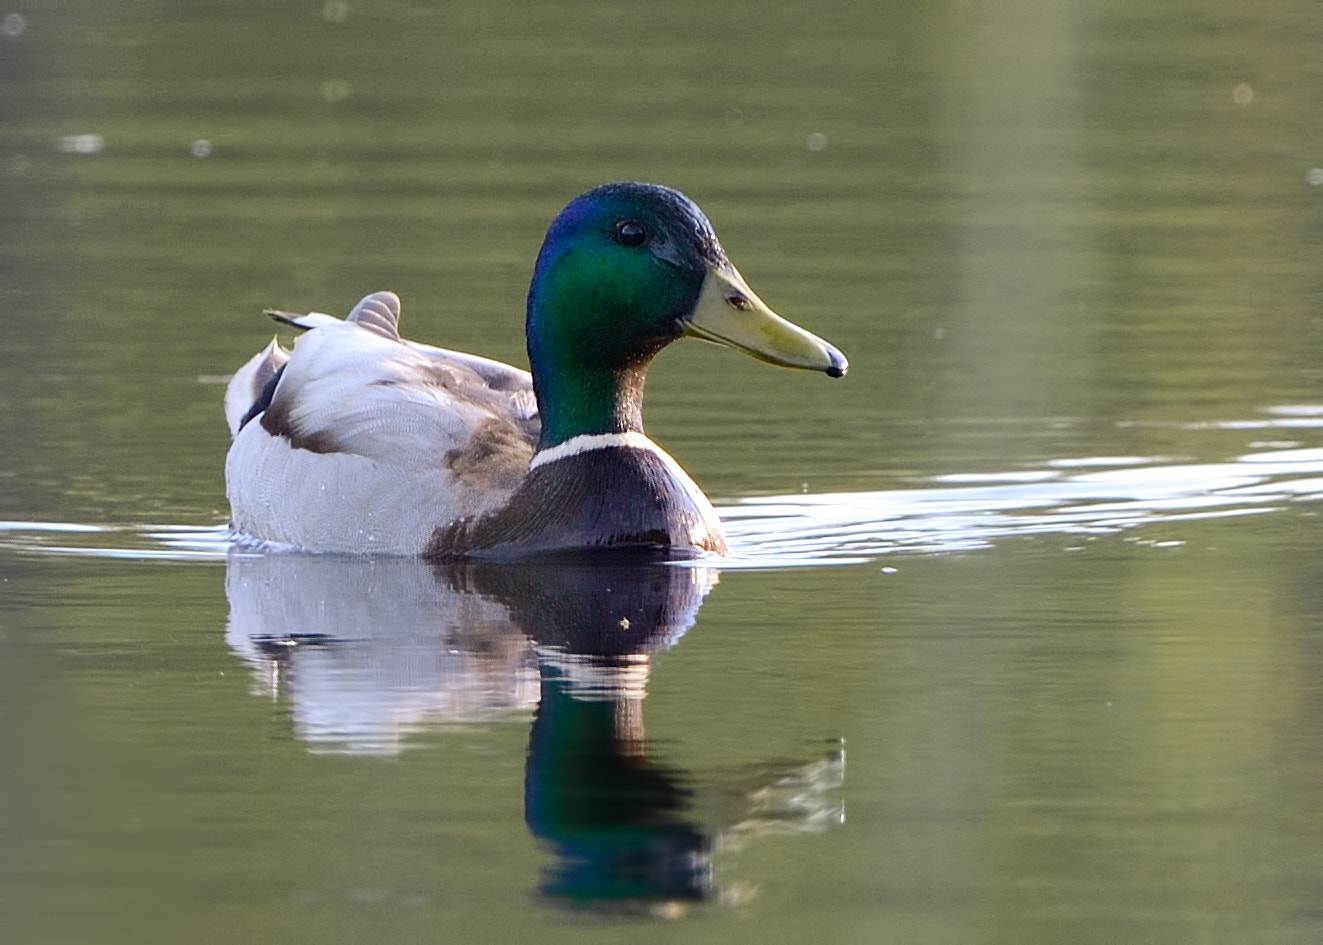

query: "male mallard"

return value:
[225, 182, 846, 559]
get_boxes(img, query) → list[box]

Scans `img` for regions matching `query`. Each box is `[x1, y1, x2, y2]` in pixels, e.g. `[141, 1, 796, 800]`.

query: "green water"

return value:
[3, 0, 1323, 941]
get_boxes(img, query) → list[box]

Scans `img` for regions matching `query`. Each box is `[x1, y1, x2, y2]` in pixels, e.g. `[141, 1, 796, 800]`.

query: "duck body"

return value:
[225, 291, 546, 555]
[225, 182, 846, 560]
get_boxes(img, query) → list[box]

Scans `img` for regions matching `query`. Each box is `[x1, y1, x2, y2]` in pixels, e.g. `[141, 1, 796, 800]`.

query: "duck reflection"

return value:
[464, 562, 717, 907]
[224, 551, 843, 912]
[225, 552, 540, 752]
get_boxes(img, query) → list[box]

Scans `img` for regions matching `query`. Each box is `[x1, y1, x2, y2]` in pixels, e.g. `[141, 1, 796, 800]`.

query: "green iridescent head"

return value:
[526, 182, 846, 449]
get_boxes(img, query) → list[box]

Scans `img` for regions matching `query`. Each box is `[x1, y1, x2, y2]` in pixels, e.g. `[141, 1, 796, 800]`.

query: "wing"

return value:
[225, 292, 541, 554]
[232, 291, 538, 462]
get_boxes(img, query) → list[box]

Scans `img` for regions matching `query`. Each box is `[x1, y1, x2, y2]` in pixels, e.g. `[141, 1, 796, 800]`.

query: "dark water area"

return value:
[3, 1, 1323, 941]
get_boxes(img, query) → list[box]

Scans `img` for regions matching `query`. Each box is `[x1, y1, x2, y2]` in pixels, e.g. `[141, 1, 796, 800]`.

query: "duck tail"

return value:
[224, 337, 289, 436]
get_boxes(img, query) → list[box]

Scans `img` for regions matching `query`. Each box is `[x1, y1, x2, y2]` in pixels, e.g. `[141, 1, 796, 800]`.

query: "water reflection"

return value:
[225, 553, 539, 752]
[223, 552, 844, 912]
[490, 563, 716, 909]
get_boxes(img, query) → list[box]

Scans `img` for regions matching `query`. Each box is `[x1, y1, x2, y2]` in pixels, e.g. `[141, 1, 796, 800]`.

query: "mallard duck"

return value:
[225, 182, 846, 559]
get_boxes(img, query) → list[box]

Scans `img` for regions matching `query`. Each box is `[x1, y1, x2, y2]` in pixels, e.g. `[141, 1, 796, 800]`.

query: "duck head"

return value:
[526, 182, 847, 450]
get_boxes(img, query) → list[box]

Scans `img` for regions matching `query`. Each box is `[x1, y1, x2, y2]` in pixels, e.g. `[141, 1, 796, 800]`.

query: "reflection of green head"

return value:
[477, 560, 716, 906]
[525, 667, 711, 908]
[526, 183, 726, 448]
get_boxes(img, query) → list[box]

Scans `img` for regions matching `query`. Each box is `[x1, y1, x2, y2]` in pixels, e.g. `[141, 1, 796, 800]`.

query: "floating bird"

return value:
[224, 182, 846, 559]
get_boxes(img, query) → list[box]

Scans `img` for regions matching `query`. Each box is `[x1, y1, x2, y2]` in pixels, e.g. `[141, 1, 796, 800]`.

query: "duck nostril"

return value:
[727, 295, 748, 310]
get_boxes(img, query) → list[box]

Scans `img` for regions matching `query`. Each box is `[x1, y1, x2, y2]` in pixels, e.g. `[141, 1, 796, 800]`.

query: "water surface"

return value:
[3, 1, 1323, 942]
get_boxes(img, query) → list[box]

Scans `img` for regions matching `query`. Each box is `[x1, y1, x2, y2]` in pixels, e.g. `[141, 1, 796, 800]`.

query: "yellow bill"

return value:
[685, 263, 847, 377]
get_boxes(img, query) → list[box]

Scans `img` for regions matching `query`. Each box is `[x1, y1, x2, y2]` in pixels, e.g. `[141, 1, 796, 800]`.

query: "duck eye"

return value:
[613, 220, 647, 247]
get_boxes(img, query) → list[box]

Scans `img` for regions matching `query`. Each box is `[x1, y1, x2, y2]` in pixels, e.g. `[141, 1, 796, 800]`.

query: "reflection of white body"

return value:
[223, 552, 718, 754]
[224, 551, 539, 754]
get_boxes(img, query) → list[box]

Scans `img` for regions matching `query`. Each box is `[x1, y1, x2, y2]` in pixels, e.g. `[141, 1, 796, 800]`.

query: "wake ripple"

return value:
[3, 447, 1322, 567]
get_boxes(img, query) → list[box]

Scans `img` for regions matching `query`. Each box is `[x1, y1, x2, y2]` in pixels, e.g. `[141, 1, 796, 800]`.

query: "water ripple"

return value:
[717, 447, 1323, 567]
[3, 446, 1322, 567]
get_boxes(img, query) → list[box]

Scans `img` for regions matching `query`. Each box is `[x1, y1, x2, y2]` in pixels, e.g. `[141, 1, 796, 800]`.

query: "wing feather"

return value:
[225, 292, 541, 554]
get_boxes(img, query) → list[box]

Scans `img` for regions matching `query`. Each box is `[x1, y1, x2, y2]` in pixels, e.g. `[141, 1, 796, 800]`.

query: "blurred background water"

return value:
[3, 0, 1323, 941]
